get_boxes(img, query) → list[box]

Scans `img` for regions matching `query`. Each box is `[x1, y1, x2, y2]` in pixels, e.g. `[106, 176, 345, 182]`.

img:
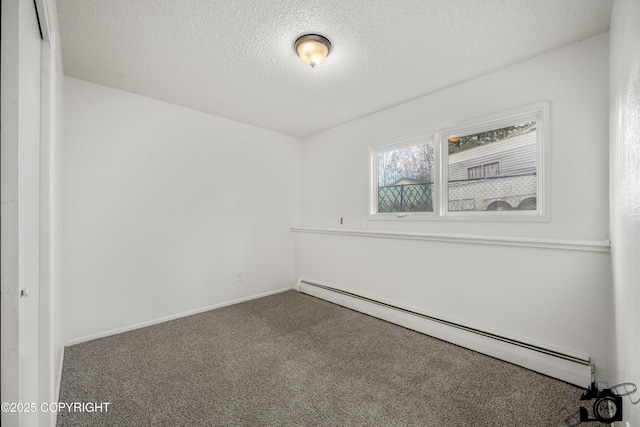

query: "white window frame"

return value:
[369, 101, 550, 222]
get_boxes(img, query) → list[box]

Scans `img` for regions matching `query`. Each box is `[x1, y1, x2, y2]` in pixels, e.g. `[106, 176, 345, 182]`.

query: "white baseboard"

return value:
[297, 279, 593, 388]
[64, 287, 292, 347]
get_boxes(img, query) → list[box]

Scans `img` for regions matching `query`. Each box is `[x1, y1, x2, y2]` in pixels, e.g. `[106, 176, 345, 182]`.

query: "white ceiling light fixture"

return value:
[294, 34, 331, 68]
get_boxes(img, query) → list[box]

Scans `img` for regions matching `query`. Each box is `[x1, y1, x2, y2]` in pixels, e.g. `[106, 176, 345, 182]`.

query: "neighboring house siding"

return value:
[448, 131, 536, 181]
[448, 131, 537, 211]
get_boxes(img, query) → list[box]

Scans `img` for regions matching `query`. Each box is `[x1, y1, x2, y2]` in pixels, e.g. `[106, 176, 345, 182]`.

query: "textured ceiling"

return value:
[56, 0, 612, 138]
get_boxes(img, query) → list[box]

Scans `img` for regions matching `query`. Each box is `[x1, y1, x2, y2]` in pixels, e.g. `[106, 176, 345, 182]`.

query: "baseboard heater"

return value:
[295, 279, 593, 388]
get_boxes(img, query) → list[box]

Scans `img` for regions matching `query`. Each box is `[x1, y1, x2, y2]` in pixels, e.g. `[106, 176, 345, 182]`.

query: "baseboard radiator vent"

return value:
[295, 279, 593, 388]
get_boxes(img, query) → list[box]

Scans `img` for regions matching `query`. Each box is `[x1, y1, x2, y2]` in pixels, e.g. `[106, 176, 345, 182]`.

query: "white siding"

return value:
[448, 131, 536, 181]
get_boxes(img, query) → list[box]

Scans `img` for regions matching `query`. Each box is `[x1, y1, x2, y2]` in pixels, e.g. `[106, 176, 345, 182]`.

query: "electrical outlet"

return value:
[236, 271, 243, 281]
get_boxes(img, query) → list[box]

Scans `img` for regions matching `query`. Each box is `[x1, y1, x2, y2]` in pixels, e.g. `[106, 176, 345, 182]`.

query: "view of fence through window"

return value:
[377, 141, 434, 213]
[447, 121, 537, 212]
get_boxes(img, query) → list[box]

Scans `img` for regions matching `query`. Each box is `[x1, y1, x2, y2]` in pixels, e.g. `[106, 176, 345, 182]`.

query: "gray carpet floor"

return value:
[57, 290, 598, 426]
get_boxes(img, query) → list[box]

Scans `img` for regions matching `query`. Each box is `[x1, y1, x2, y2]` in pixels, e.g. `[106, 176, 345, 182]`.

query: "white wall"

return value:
[62, 77, 301, 342]
[43, 0, 66, 423]
[1, 0, 64, 425]
[53, 11, 65, 407]
[610, 0, 640, 424]
[296, 33, 611, 382]
[1, 1, 35, 423]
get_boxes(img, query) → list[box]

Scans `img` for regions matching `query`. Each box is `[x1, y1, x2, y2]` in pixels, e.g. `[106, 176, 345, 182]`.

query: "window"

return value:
[370, 102, 548, 220]
[467, 162, 500, 179]
[447, 120, 537, 213]
[467, 165, 484, 179]
[374, 138, 434, 214]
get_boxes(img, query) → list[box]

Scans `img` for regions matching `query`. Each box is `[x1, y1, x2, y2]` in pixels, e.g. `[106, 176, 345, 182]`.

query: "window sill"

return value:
[368, 210, 550, 223]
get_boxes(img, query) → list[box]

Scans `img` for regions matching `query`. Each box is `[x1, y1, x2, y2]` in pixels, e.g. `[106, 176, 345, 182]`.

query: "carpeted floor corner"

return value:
[57, 290, 602, 426]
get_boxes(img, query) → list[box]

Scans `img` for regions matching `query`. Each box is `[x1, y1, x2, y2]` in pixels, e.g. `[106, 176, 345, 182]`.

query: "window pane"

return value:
[467, 165, 483, 179]
[447, 122, 537, 212]
[483, 162, 500, 177]
[377, 142, 434, 213]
